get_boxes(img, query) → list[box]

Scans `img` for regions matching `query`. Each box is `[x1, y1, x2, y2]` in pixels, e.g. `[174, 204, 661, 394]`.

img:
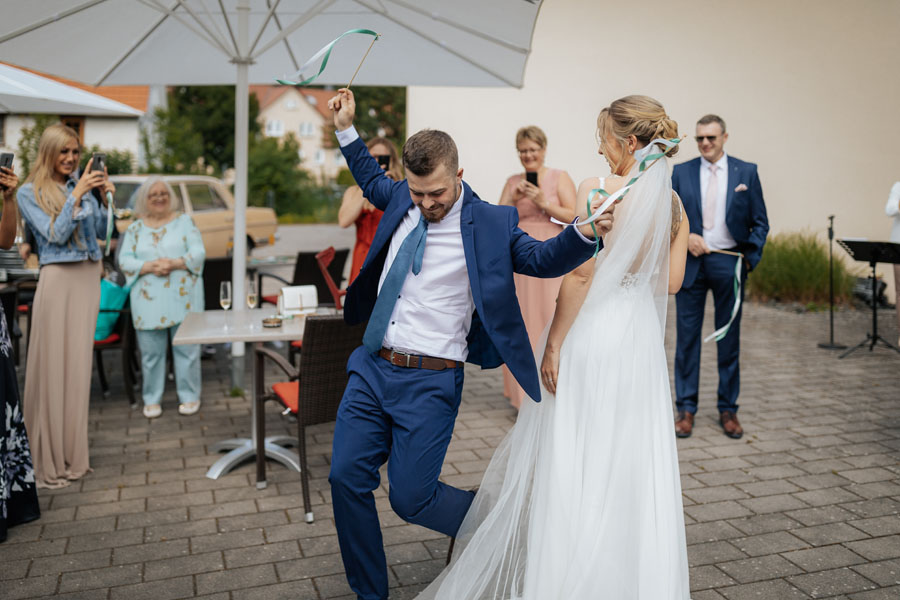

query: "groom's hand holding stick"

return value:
[328, 88, 356, 131]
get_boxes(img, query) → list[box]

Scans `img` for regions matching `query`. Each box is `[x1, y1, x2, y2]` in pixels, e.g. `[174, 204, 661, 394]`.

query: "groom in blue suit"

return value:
[672, 114, 769, 440]
[326, 89, 609, 600]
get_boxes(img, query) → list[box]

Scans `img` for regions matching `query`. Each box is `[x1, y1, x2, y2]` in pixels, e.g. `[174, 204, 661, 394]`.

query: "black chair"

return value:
[258, 248, 349, 308]
[203, 257, 233, 311]
[93, 301, 140, 406]
[254, 315, 365, 523]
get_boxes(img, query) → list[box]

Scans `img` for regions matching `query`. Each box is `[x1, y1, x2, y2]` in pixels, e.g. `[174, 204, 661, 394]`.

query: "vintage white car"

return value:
[111, 175, 278, 258]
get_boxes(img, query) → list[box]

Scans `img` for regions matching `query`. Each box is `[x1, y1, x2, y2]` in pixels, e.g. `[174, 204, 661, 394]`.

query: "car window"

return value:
[115, 183, 140, 209]
[186, 183, 227, 212]
[117, 181, 184, 211]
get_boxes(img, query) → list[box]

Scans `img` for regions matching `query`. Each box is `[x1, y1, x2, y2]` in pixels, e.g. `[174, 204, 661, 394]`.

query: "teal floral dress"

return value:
[118, 214, 205, 329]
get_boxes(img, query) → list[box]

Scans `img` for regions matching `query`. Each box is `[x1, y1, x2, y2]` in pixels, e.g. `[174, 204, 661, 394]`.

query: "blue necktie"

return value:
[362, 214, 428, 353]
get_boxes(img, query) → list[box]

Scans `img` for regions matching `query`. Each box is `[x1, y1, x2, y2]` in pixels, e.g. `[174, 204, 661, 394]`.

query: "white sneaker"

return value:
[143, 404, 162, 418]
[178, 401, 201, 416]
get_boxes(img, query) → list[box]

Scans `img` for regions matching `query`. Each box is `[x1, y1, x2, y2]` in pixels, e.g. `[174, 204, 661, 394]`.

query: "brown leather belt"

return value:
[379, 348, 458, 371]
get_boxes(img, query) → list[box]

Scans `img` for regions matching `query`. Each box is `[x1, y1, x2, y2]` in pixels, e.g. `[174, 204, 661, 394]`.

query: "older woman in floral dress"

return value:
[119, 177, 205, 419]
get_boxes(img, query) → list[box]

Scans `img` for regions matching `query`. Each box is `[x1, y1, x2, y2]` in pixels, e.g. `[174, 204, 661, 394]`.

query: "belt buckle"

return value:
[388, 349, 412, 368]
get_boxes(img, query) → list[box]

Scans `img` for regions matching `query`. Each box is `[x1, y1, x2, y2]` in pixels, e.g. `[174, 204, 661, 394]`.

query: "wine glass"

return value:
[246, 279, 258, 309]
[219, 281, 232, 310]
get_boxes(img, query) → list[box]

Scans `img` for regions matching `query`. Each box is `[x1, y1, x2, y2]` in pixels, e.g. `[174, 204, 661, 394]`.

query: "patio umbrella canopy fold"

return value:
[0, 0, 542, 359]
[0, 63, 143, 116]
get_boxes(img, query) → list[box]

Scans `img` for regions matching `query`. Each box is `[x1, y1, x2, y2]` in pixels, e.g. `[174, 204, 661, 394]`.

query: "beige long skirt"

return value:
[24, 259, 101, 488]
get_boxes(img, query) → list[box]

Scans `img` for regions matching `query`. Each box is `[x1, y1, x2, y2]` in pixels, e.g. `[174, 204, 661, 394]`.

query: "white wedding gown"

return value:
[417, 148, 690, 599]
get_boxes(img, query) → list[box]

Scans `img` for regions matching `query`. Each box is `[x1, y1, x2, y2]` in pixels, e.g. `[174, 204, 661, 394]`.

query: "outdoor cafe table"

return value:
[173, 306, 334, 488]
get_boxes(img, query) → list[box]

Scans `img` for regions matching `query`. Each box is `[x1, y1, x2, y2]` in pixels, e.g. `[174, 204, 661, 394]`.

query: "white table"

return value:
[173, 306, 332, 487]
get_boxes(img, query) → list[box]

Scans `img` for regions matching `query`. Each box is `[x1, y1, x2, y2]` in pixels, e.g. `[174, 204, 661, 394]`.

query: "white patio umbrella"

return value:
[0, 0, 543, 363]
[0, 63, 143, 116]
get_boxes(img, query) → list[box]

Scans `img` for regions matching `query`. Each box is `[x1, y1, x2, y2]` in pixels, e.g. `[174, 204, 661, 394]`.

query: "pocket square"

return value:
[734, 183, 748, 192]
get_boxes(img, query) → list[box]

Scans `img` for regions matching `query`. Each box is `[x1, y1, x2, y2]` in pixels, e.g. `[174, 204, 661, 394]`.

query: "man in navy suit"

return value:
[672, 114, 769, 440]
[325, 89, 610, 599]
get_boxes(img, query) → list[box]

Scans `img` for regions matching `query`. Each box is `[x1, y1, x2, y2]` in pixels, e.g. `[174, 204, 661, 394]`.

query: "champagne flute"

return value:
[219, 281, 232, 310]
[246, 279, 258, 309]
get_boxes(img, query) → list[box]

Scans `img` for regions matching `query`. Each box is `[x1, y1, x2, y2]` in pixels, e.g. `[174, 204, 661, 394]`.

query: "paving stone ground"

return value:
[3, 295, 898, 599]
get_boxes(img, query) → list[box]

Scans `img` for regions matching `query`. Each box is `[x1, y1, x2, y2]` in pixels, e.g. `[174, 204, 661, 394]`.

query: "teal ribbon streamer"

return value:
[275, 29, 380, 87]
[704, 253, 744, 343]
[562, 137, 682, 257]
[104, 191, 114, 257]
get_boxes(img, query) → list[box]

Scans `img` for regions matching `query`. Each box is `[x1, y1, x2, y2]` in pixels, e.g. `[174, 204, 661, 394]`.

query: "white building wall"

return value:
[0, 114, 139, 172]
[408, 0, 900, 300]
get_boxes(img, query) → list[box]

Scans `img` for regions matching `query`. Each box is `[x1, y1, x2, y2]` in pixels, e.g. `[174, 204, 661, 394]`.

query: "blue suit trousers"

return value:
[675, 252, 746, 415]
[329, 346, 475, 600]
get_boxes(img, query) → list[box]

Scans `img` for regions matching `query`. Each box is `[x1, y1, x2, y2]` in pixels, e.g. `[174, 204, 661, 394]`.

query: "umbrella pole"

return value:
[230, 0, 250, 391]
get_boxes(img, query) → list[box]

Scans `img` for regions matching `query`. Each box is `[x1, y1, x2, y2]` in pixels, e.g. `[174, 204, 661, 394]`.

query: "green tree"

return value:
[142, 86, 260, 175]
[317, 85, 406, 150]
[248, 134, 309, 213]
[79, 145, 135, 175]
[15, 114, 59, 179]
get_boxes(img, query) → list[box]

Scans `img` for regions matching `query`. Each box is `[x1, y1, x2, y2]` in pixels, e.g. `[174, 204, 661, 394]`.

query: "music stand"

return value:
[836, 239, 900, 358]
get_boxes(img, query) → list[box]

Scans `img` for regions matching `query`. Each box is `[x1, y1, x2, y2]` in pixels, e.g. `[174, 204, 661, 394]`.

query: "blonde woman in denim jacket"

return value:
[16, 123, 114, 489]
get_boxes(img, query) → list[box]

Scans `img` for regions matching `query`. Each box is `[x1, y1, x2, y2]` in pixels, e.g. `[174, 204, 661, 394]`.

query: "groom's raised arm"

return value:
[329, 89, 398, 211]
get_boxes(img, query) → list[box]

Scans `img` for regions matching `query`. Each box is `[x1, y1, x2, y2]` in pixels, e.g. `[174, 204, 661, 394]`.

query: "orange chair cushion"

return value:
[272, 381, 299, 413]
[17, 305, 29, 313]
[290, 340, 302, 349]
[262, 294, 279, 305]
[94, 333, 121, 346]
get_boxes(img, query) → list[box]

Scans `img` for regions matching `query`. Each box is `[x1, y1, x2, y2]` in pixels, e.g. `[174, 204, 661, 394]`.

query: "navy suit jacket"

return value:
[340, 137, 599, 402]
[672, 156, 769, 288]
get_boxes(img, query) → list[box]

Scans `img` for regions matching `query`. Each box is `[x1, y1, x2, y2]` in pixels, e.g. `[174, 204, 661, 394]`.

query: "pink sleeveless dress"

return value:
[503, 168, 565, 408]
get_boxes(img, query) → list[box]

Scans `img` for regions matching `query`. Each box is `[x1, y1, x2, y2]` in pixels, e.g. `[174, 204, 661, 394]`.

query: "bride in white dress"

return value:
[417, 95, 691, 599]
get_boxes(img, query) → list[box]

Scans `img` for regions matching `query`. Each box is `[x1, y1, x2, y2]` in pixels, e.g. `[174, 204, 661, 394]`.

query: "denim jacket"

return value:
[17, 178, 105, 264]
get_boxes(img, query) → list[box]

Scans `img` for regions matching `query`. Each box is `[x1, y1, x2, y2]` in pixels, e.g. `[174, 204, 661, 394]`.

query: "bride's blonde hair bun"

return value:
[597, 95, 680, 159]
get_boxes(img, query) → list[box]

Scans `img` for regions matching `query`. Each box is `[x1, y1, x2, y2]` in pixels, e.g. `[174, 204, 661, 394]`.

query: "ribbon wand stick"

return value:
[346, 33, 379, 89]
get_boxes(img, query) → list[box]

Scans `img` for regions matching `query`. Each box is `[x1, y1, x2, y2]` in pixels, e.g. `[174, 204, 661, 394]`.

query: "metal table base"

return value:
[206, 435, 299, 488]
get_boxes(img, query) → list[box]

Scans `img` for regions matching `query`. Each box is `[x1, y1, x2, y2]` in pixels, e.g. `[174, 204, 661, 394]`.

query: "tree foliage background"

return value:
[142, 84, 406, 221]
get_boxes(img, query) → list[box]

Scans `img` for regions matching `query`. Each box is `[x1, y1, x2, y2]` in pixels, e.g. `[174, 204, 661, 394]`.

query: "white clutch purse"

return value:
[277, 285, 318, 316]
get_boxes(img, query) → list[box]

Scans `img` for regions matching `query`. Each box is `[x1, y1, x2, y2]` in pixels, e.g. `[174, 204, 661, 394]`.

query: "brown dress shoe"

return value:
[719, 411, 743, 439]
[674, 411, 694, 438]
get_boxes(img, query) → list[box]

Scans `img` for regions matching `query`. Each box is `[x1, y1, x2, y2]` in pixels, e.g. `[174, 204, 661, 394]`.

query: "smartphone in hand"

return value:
[0, 153, 13, 191]
[525, 171, 538, 187]
[90, 153, 107, 203]
[91, 153, 107, 173]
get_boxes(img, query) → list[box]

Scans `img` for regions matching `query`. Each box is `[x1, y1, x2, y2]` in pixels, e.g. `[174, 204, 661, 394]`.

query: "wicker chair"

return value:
[254, 314, 364, 523]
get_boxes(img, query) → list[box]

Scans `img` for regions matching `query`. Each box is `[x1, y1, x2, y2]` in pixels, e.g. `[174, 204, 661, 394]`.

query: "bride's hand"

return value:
[540, 345, 560, 394]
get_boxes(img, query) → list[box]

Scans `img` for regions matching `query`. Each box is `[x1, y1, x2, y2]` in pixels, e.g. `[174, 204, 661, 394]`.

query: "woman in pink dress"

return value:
[499, 126, 577, 408]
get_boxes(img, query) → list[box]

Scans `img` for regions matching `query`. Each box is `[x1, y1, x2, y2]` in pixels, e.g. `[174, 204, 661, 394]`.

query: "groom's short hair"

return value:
[402, 129, 459, 177]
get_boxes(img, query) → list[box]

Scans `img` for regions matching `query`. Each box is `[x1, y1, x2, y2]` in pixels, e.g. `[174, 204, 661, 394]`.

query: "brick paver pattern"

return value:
[2, 301, 898, 599]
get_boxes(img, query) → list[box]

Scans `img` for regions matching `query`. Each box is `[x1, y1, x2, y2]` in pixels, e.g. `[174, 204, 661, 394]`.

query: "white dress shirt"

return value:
[379, 196, 474, 361]
[700, 153, 737, 250]
[337, 125, 474, 360]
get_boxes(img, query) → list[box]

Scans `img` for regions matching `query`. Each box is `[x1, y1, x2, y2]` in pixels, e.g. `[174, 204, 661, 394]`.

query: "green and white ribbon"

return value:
[704, 253, 744, 343]
[275, 29, 380, 87]
[104, 191, 114, 256]
[552, 137, 681, 256]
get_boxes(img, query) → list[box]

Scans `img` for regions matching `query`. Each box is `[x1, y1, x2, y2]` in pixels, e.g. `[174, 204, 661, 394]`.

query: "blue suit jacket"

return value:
[672, 156, 769, 288]
[340, 137, 599, 402]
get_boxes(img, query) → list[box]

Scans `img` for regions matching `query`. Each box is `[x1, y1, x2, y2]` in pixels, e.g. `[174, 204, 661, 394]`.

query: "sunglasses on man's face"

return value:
[695, 135, 719, 143]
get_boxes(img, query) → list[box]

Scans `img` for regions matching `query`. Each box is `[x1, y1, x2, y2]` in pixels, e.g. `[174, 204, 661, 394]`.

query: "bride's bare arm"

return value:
[669, 196, 689, 294]
[540, 178, 613, 394]
[541, 259, 594, 394]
